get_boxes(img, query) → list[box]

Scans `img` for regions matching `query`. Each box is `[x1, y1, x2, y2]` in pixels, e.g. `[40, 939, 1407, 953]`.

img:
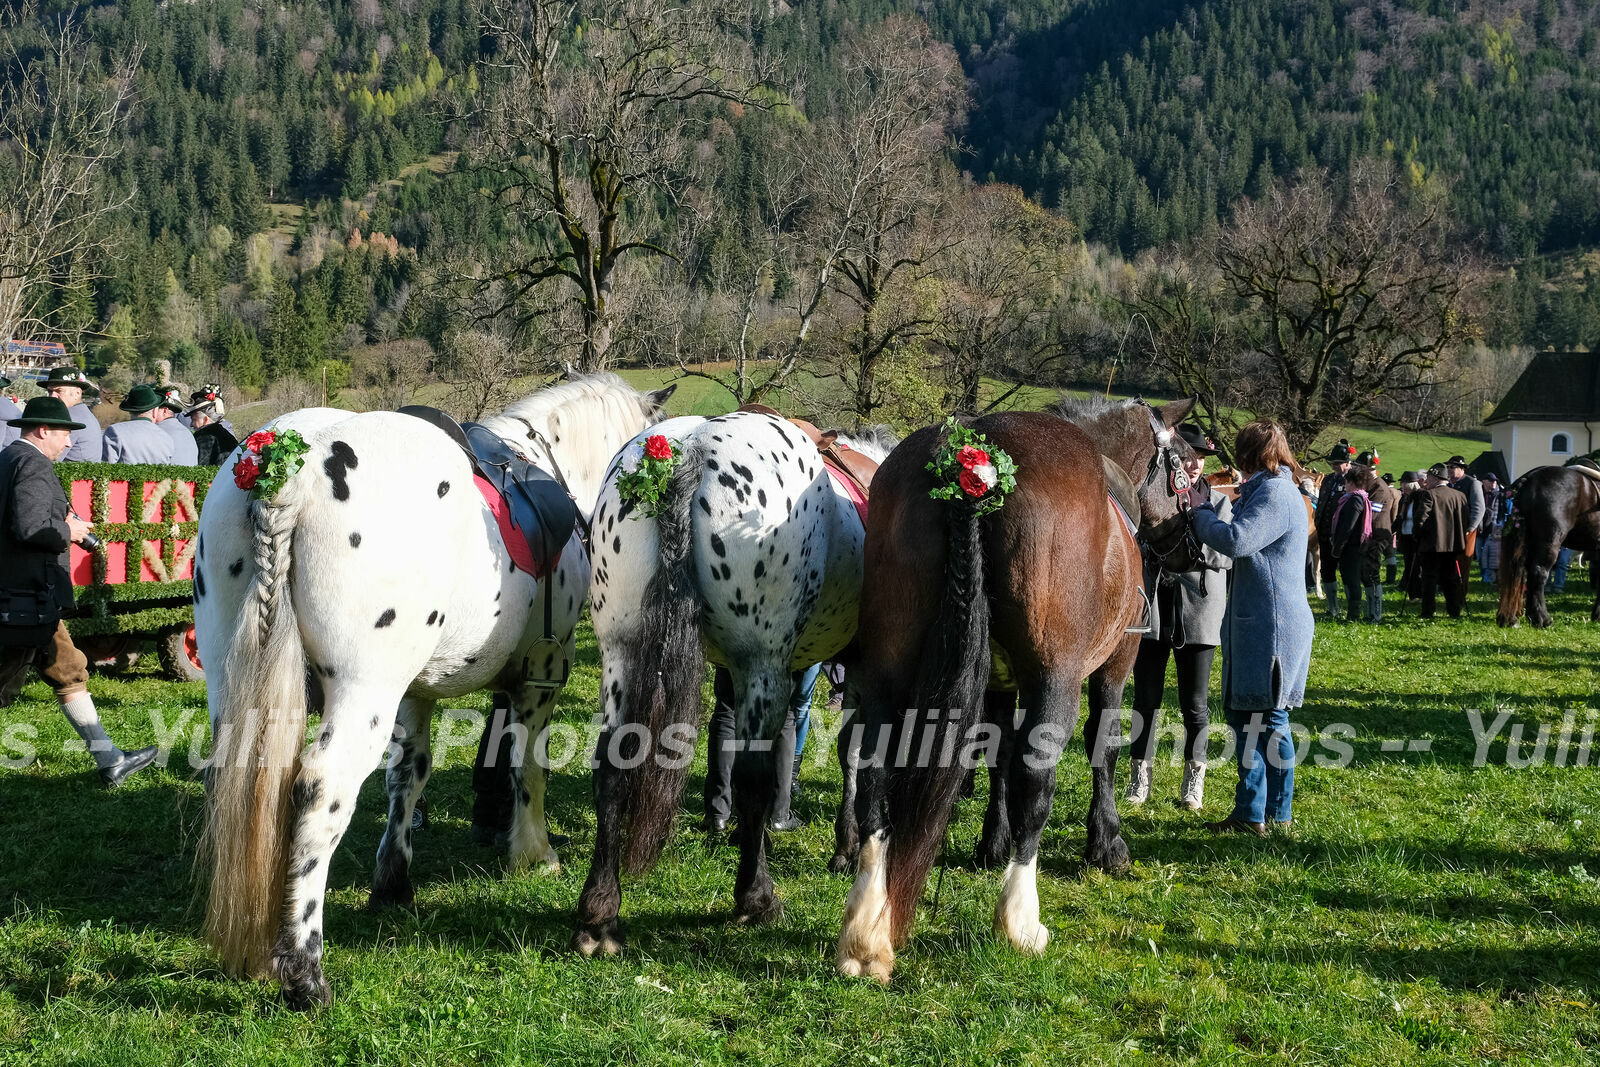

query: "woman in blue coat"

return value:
[1188, 421, 1315, 834]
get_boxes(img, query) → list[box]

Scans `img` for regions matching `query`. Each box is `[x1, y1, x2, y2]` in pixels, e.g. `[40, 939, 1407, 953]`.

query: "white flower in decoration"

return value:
[973, 462, 998, 489]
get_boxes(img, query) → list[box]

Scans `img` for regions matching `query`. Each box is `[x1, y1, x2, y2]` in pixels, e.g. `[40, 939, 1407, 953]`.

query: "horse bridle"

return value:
[1135, 402, 1202, 567]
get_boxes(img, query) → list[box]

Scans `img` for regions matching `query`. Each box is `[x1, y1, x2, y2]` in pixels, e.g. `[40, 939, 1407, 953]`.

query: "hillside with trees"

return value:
[2, 0, 1598, 443]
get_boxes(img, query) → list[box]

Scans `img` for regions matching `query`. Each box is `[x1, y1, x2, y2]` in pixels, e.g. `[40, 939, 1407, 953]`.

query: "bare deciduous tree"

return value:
[439, 328, 532, 420]
[351, 339, 437, 411]
[936, 184, 1077, 413]
[801, 17, 968, 417]
[473, 0, 771, 372]
[0, 6, 140, 347]
[1215, 163, 1485, 450]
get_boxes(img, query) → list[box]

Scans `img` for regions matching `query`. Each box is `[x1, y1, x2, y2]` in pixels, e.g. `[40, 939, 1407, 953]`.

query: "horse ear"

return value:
[642, 384, 677, 415]
[1155, 397, 1198, 428]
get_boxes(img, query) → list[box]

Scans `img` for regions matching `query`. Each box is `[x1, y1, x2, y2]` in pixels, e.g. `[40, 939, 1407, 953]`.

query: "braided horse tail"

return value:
[201, 479, 312, 978]
[883, 497, 993, 943]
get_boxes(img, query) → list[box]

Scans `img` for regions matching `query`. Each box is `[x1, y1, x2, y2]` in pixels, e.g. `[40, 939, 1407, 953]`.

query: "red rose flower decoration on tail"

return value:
[645, 434, 673, 460]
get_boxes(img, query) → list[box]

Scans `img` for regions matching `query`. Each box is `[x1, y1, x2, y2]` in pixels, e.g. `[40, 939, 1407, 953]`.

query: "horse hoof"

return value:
[1087, 836, 1131, 873]
[366, 880, 415, 911]
[972, 835, 1009, 870]
[837, 950, 894, 984]
[573, 922, 624, 958]
[281, 975, 333, 1012]
[1002, 920, 1051, 954]
[734, 896, 784, 925]
[827, 853, 852, 875]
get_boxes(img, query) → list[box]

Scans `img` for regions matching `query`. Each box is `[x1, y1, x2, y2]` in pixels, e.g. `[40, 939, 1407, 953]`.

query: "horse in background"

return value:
[195, 375, 673, 1009]
[1497, 464, 1600, 627]
[835, 398, 1201, 983]
[573, 411, 893, 957]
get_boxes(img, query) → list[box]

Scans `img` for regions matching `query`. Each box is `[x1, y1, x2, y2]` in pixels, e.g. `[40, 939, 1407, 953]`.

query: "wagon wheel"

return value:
[158, 625, 205, 682]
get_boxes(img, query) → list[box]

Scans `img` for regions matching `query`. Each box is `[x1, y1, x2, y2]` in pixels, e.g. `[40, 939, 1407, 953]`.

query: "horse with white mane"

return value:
[194, 374, 673, 1009]
[573, 411, 893, 956]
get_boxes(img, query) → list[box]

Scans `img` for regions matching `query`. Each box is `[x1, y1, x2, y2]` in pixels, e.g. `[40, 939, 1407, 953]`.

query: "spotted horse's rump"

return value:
[573, 410, 893, 956]
[194, 376, 673, 1009]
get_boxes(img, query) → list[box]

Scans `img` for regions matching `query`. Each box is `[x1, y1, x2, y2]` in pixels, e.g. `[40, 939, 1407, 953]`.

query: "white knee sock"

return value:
[59, 692, 124, 770]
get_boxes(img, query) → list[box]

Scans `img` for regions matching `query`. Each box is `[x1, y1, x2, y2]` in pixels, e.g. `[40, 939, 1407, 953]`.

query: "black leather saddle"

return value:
[398, 406, 578, 569]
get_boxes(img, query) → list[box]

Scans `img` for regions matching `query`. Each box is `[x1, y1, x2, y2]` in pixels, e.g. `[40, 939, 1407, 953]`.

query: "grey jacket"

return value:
[1145, 487, 1233, 648]
[102, 417, 174, 463]
[61, 403, 102, 462]
[160, 417, 200, 465]
[1190, 467, 1315, 711]
[0, 397, 19, 449]
[1452, 475, 1485, 532]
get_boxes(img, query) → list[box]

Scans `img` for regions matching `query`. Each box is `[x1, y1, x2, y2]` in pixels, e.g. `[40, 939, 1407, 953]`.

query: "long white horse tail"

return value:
[201, 475, 311, 978]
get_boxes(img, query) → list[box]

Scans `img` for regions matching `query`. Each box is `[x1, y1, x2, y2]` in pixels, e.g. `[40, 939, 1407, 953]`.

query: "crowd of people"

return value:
[0, 369, 238, 465]
[1314, 442, 1518, 622]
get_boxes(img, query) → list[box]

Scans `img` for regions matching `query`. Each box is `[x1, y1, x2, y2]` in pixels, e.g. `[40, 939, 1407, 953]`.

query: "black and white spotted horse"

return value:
[194, 375, 673, 1009]
[572, 411, 892, 956]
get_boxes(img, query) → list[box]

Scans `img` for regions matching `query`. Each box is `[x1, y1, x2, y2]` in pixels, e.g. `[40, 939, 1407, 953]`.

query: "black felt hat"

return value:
[7, 395, 86, 429]
[119, 383, 163, 414]
[41, 366, 98, 393]
[1176, 422, 1219, 456]
[1325, 439, 1356, 466]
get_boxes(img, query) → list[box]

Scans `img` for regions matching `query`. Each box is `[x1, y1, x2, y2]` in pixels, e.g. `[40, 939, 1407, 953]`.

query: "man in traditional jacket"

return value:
[0, 397, 158, 785]
[186, 395, 239, 466]
[1315, 439, 1355, 619]
[1418, 463, 1469, 619]
[40, 367, 102, 462]
[101, 384, 175, 464]
[155, 386, 199, 465]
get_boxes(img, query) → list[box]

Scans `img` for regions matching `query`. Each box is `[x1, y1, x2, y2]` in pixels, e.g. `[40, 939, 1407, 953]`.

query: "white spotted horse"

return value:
[572, 410, 890, 956]
[835, 397, 1202, 982]
[193, 375, 673, 1008]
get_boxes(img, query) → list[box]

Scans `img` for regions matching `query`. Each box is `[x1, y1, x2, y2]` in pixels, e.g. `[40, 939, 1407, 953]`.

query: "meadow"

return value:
[1, 572, 1597, 1065]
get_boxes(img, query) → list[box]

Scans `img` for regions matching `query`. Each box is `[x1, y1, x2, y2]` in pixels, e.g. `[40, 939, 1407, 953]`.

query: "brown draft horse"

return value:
[834, 398, 1200, 982]
[1497, 465, 1600, 627]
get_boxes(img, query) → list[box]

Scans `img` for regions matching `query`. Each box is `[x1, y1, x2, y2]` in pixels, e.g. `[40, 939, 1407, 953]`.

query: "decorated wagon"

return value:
[56, 461, 217, 682]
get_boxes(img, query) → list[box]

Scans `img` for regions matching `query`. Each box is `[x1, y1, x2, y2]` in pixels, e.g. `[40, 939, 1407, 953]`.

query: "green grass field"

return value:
[2, 572, 1598, 1065]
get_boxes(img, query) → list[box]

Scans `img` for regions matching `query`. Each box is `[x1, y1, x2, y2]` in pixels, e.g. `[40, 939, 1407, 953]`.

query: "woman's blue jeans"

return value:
[1226, 707, 1295, 823]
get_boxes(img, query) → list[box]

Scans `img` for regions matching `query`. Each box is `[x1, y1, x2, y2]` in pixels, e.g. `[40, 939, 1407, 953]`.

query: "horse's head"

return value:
[1127, 398, 1205, 573]
[1048, 394, 1205, 572]
[484, 376, 677, 517]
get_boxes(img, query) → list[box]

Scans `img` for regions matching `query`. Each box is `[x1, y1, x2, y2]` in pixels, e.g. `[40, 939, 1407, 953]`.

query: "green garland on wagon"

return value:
[53, 462, 219, 635]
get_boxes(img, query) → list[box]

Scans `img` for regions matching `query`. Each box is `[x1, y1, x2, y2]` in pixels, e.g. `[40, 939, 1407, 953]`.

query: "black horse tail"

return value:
[884, 501, 992, 945]
[1497, 476, 1531, 628]
[618, 440, 706, 875]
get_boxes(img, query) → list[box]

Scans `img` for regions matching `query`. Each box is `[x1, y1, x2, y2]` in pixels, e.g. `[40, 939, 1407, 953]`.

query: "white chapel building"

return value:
[1486, 351, 1600, 480]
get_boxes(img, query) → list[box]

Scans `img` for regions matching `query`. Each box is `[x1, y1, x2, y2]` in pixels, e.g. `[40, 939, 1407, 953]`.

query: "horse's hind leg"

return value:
[1527, 538, 1561, 628]
[1083, 646, 1136, 872]
[507, 682, 562, 872]
[732, 664, 788, 924]
[837, 670, 897, 982]
[575, 656, 628, 957]
[975, 690, 1019, 870]
[369, 696, 434, 910]
[274, 684, 407, 1010]
[994, 668, 1080, 954]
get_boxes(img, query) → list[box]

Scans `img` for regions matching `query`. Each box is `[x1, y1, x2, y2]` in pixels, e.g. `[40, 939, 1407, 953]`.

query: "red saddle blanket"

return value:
[475, 474, 562, 578]
[824, 457, 869, 527]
